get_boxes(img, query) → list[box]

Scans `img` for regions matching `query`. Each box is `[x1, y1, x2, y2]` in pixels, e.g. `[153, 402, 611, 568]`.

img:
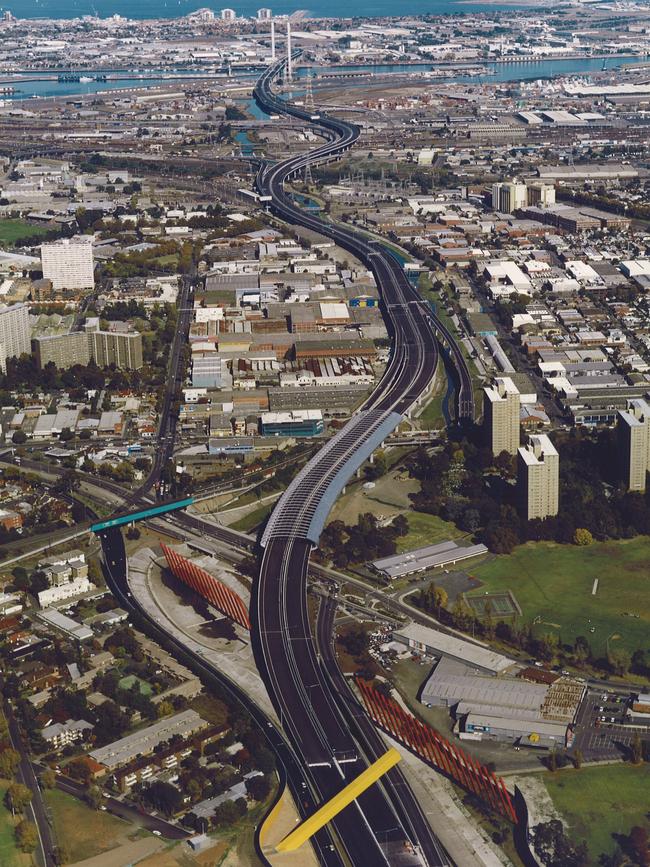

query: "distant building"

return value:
[0, 509, 22, 531]
[517, 434, 559, 520]
[0, 302, 30, 373]
[617, 398, 650, 492]
[40, 236, 94, 292]
[260, 409, 324, 437]
[483, 377, 521, 456]
[33, 326, 143, 371]
[491, 181, 527, 214]
[221, 7, 236, 20]
[257, 7, 272, 19]
[526, 182, 555, 207]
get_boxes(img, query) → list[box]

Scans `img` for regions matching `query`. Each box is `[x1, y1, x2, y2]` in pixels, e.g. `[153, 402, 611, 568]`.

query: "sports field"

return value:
[118, 674, 152, 695]
[544, 763, 650, 861]
[0, 219, 49, 245]
[466, 590, 520, 619]
[473, 538, 650, 656]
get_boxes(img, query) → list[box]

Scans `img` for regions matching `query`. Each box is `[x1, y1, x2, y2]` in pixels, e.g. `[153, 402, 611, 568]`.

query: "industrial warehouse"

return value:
[371, 539, 488, 580]
[420, 657, 586, 749]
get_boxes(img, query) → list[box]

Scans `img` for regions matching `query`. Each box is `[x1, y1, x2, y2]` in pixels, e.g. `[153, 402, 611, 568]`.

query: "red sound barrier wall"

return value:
[355, 678, 517, 824]
[161, 544, 251, 631]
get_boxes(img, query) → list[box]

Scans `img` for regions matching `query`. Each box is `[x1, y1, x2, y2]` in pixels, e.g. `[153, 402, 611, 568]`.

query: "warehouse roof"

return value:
[393, 623, 512, 675]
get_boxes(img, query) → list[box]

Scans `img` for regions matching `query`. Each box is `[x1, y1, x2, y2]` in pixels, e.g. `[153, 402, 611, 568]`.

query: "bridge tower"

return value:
[286, 21, 293, 82]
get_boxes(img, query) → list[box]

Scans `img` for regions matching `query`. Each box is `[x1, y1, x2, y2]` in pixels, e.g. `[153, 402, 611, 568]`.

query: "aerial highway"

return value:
[251, 55, 466, 865]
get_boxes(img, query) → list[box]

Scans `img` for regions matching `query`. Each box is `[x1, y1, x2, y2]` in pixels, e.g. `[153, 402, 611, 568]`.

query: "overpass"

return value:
[89, 497, 195, 534]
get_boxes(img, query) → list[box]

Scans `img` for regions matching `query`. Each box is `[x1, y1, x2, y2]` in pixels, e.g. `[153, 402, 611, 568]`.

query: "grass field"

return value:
[0, 783, 33, 867]
[45, 788, 133, 863]
[397, 511, 464, 552]
[231, 502, 274, 532]
[0, 219, 49, 245]
[472, 538, 650, 655]
[544, 763, 650, 860]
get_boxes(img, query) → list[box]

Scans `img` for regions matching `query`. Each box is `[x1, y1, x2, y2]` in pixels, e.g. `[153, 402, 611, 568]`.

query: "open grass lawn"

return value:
[231, 501, 274, 532]
[45, 788, 133, 863]
[418, 389, 446, 430]
[544, 763, 650, 860]
[154, 254, 179, 267]
[397, 511, 464, 553]
[0, 219, 49, 245]
[472, 538, 650, 656]
[0, 784, 33, 867]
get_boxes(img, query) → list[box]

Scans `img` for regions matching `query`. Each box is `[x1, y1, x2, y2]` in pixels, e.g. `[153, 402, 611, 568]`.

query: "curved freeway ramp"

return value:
[251, 57, 456, 867]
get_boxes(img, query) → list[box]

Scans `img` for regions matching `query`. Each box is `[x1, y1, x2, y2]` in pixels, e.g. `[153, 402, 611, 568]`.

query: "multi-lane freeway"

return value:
[251, 55, 471, 866]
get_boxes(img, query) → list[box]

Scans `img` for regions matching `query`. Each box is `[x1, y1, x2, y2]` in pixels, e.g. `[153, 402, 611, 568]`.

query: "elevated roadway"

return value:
[251, 56, 461, 866]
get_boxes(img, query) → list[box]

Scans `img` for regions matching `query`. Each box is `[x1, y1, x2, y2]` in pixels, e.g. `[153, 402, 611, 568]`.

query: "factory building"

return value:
[260, 409, 324, 437]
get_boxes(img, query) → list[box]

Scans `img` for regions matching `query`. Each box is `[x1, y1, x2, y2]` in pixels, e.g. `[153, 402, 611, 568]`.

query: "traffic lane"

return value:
[256, 539, 409, 862]
[316, 599, 449, 867]
[257, 537, 354, 762]
[5, 705, 55, 867]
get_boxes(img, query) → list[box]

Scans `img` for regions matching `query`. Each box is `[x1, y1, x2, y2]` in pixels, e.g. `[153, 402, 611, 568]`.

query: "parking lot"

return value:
[573, 689, 650, 760]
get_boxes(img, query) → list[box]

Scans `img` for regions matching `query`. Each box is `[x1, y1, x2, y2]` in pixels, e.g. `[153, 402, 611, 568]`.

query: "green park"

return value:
[0, 219, 50, 246]
[544, 763, 650, 861]
[471, 537, 650, 657]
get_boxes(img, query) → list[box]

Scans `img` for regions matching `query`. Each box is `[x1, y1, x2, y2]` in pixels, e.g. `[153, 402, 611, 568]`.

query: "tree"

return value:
[573, 636, 591, 668]
[609, 648, 631, 677]
[15, 819, 38, 853]
[573, 528, 593, 546]
[12, 430, 26, 444]
[145, 780, 183, 817]
[532, 819, 589, 867]
[59, 427, 74, 442]
[572, 749, 583, 770]
[392, 514, 409, 537]
[246, 773, 271, 802]
[41, 768, 56, 789]
[5, 783, 32, 814]
[432, 586, 448, 617]
[85, 785, 103, 810]
[186, 778, 202, 802]
[157, 701, 174, 719]
[0, 747, 20, 779]
[66, 757, 93, 785]
[627, 826, 650, 866]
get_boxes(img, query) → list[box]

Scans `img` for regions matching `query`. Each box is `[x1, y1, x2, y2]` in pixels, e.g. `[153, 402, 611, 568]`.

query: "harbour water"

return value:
[10, 0, 535, 21]
[6, 54, 644, 101]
